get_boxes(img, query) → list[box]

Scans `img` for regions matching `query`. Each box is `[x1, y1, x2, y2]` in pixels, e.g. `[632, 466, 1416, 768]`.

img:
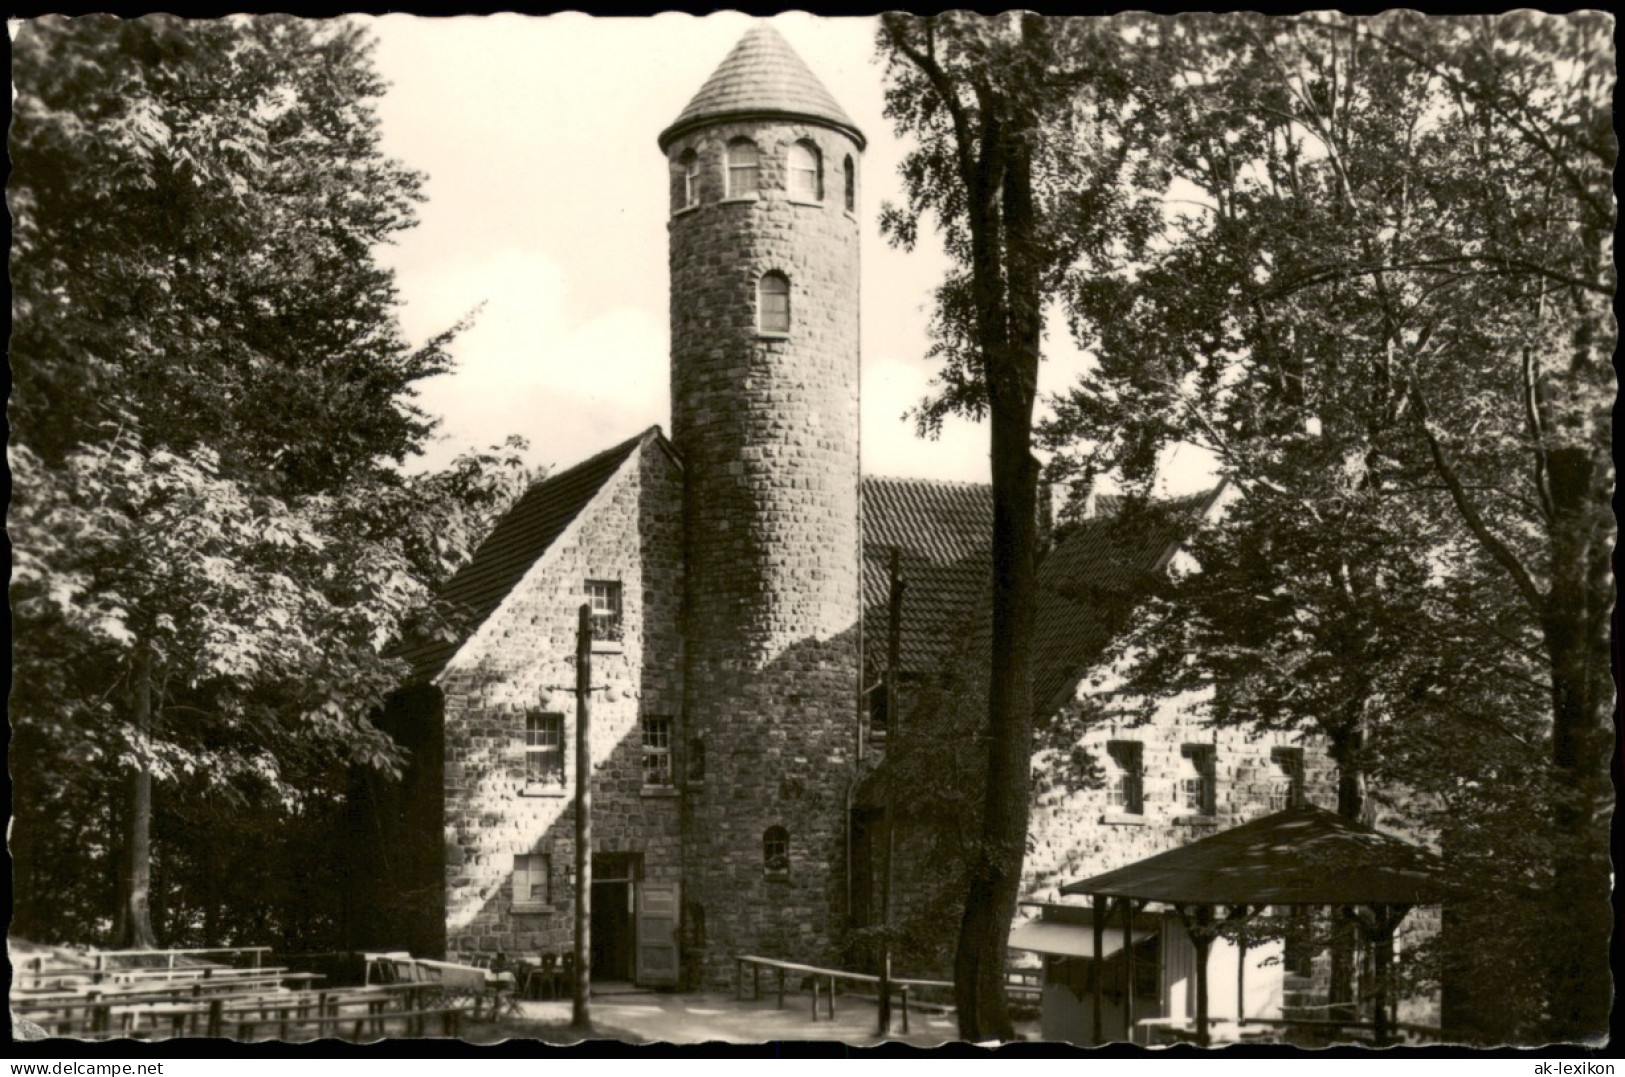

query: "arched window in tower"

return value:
[758, 272, 791, 334]
[678, 148, 700, 210]
[726, 138, 760, 198]
[763, 826, 790, 875]
[788, 140, 822, 201]
[843, 155, 856, 212]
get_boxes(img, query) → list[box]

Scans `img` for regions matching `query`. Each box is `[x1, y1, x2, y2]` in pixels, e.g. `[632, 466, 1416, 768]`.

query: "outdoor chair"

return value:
[524, 954, 560, 1000]
[558, 953, 576, 998]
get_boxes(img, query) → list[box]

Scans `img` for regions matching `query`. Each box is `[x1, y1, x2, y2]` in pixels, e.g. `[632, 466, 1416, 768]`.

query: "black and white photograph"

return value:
[7, 11, 1615, 1051]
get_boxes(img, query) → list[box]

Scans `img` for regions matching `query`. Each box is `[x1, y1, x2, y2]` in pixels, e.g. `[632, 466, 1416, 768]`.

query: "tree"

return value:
[876, 13, 1162, 1039]
[1045, 12, 1613, 1039]
[8, 15, 520, 949]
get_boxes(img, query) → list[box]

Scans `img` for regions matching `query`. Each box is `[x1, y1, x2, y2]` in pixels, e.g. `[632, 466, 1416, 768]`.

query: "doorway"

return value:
[590, 854, 638, 982]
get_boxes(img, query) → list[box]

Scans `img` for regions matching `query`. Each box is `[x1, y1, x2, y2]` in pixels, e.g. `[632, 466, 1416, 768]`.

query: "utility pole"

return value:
[572, 603, 593, 1030]
[877, 547, 905, 1036]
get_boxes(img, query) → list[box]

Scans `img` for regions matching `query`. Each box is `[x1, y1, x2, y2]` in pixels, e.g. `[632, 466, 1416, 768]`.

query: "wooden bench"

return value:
[734, 955, 953, 1033]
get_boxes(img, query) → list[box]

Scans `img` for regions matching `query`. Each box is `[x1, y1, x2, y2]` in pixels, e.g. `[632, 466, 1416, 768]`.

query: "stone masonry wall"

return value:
[666, 119, 863, 986]
[1022, 688, 1339, 900]
[438, 440, 684, 959]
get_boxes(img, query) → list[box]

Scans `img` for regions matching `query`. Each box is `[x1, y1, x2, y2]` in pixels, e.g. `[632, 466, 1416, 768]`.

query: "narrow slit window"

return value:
[726, 139, 759, 198]
[843, 155, 856, 212]
[763, 826, 789, 874]
[680, 148, 700, 209]
[758, 272, 790, 334]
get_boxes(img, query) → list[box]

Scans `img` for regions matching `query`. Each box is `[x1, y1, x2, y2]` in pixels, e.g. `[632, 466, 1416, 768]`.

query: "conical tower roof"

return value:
[658, 23, 866, 152]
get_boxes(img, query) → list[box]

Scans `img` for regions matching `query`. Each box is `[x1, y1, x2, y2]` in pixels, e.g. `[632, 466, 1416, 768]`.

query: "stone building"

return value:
[360, 24, 1367, 1012]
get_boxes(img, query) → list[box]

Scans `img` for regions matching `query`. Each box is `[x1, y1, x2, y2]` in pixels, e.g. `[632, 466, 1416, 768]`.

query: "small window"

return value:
[758, 272, 790, 334]
[763, 826, 789, 875]
[687, 737, 706, 784]
[1270, 746, 1305, 811]
[788, 140, 822, 201]
[642, 716, 673, 788]
[1180, 744, 1217, 816]
[513, 852, 550, 908]
[843, 155, 855, 212]
[586, 579, 623, 641]
[525, 712, 565, 791]
[1106, 740, 1144, 815]
[679, 148, 700, 210]
[726, 139, 759, 198]
[866, 681, 889, 739]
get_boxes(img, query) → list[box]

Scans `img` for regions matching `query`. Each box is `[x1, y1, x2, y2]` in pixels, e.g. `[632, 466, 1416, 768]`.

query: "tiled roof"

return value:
[658, 23, 865, 151]
[397, 428, 662, 682]
[861, 477, 994, 675]
[861, 476, 1219, 715]
[1031, 488, 1220, 714]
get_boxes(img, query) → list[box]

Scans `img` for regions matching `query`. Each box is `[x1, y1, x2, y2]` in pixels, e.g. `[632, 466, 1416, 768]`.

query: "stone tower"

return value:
[659, 24, 864, 985]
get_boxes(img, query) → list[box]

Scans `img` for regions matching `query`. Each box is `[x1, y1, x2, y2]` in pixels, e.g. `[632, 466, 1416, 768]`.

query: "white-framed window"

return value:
[642, 715, 673, 787]
[513, 852, 550, 909]
[788, 140, 822, 201]
[726, 138, 760, 198]
[1106, 740, 1144, 815]
[586, 579, 622, 641]
[843, 155, 856, 212]
[1270, 746, 1305, 810]
[524, 712, 565, 791]
[679, 148, 700, 209]
[758, 272, 790, 334]
[763, 826, 790, 875]
[1180, 744, 1217, 815]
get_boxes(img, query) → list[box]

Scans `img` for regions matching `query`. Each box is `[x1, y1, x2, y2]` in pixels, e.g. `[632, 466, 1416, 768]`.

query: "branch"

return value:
[1411, 389, 1546, 618]
[1262, 256, 1610, 301]
[882, 16, 978, 195]
[1521, 345, 1555, 524]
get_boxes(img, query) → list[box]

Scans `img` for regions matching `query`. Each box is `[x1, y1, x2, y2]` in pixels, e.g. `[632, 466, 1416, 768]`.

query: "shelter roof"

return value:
[1060, 805, 1456, 908]
[658, 23, 865, 151]
[397, 427, 669, 682]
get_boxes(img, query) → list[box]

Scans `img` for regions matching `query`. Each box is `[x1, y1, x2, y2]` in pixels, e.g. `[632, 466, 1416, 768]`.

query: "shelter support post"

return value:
[1119, 898, 1146, 1043]
[1224, 904, 1256, 1027]
[1091, 896, 1106, 1046]
[1357, 903, 1411, 1047]
[1176, 904, 1220, 1047]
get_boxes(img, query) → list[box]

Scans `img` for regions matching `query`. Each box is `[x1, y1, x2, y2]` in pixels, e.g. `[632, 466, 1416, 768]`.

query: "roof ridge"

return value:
[863, 474, 991, 491]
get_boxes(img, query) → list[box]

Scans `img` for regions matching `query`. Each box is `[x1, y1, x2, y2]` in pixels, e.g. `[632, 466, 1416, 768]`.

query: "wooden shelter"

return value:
[1060, 805, 1457, 1046]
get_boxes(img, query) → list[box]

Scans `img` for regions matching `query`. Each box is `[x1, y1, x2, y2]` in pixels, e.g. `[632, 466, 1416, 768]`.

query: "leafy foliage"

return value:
[1041, 12, 1613, 1041]
[9, 15, 530, 950]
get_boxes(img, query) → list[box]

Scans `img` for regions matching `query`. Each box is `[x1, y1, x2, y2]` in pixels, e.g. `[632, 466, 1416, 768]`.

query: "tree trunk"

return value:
[115, 645, 158, 950]
[1326, 726, 1363, 1012]
[1538, 445, 1611, 1041]
[953, 83, 1043, 1040]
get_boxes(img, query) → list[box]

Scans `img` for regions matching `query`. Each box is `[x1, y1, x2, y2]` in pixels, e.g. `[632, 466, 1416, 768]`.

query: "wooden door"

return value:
[635, 882, 680, 987]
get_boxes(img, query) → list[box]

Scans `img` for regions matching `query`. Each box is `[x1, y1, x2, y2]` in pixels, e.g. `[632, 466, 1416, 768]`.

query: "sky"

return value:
[364, 13, 1213, 493]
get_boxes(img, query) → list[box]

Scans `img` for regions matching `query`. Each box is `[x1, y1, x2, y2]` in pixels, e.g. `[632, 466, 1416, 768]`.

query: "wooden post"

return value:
[1177, 905, 1218, 1048]
[1091, 895, 1106, 1045]
[1366, 903, 1409, 1048]
[1121, 898, 1138, 1043]
[572, 604, 593, 1030]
